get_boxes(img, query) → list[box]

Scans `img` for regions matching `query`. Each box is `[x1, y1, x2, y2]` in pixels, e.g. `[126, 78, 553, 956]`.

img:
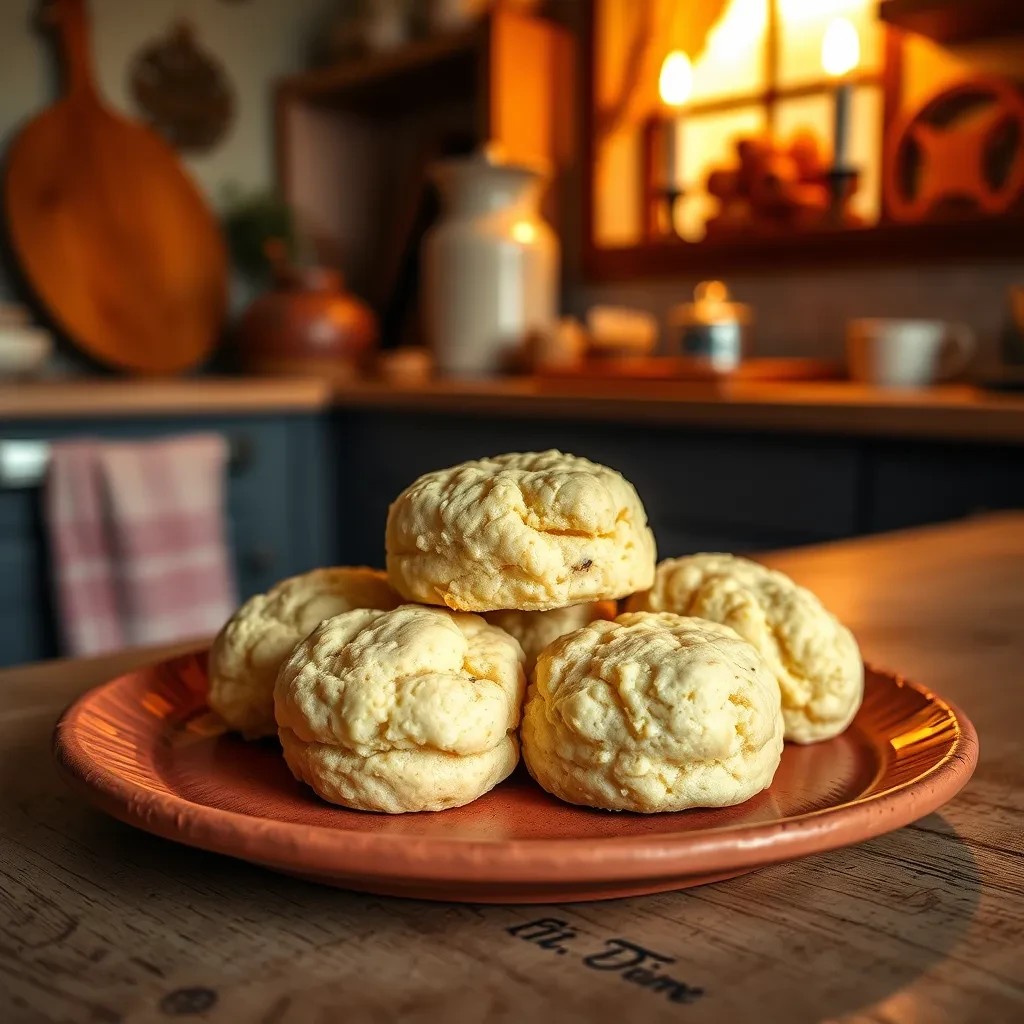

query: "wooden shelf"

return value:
[585, 213, 1024, 281]
[879, 0, 1024, 43]
[277, 27, 481, 113]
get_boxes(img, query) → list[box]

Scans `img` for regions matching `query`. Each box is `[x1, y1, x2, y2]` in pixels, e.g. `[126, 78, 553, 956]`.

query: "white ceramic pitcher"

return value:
[423, 147, 558, 377]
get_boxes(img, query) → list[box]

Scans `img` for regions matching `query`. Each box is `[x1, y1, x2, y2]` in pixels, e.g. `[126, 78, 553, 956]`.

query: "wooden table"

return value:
[2, 515, 1022, 1023]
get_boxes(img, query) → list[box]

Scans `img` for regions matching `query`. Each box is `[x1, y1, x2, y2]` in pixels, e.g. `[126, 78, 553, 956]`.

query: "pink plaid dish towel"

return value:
[45, 434, 237, 656]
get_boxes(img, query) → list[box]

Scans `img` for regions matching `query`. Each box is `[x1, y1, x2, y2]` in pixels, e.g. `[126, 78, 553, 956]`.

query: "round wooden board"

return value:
[53, 651, 978, 903]
[4, 0, 226, 374]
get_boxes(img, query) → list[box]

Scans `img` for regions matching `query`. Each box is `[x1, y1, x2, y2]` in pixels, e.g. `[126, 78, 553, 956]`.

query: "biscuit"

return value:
[624, 554, 863, 743]
[521, 612, 784, 812]
[207, 567, 402, 738]
[385, 450, 656, 612]
[274, 604, 526, 812]
[484, 601, 617, 675]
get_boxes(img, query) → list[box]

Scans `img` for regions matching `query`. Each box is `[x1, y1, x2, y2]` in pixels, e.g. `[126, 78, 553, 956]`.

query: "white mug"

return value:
[846, 319, 975, 388]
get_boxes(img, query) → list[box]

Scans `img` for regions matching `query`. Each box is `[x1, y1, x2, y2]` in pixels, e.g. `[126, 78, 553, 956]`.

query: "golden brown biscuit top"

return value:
[274, 604, 526, 758]
[625, 554, 862, 742]
[385, 450, 656, 611]
[207, 567, 403, 737]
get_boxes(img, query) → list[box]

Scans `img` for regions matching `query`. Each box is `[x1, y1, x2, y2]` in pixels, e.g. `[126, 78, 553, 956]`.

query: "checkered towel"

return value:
[45, 434, 237, 656]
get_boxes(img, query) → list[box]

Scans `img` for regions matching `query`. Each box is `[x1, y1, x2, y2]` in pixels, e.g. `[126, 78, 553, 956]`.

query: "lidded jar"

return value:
[667, 281, 753, 371]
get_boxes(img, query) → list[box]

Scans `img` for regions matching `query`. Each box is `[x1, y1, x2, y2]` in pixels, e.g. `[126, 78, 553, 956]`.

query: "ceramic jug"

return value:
[423, 148, 558, 376]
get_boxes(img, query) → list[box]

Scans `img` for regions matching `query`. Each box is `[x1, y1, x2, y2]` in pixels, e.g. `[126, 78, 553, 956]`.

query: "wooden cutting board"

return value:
[3, 0, 227, 375]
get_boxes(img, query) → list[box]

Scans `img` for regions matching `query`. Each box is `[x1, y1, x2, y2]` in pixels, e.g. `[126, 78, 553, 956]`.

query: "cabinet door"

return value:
[228, 414, 338, 596]
[866, 442, 1024, 532]
[0, 412, 333, 667]
[0, 491, 56, 665]
[335, 411, 863, 566]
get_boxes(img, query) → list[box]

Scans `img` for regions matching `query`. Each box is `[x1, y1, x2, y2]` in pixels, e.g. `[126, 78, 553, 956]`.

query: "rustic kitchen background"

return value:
[2, 0, 1024, 667]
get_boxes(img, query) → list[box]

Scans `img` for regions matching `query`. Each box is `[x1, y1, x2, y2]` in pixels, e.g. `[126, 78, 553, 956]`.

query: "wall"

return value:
[571, 263, 1024, 365]
[0, 0, 334, 302]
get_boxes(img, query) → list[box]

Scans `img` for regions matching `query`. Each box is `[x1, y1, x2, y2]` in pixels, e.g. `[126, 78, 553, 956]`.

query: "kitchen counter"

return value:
[3, 376, 1024, 443]
[329, 378, 1024, 444]
[2, 514, 1021, 1023]
[0, 377, 334, 418]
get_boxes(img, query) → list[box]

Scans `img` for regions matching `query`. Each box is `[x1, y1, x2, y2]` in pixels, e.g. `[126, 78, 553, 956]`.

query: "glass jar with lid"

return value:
[667, 281, 753, 371]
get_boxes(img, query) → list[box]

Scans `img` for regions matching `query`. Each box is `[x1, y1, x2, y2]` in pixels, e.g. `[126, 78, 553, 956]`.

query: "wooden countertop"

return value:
[329, 378, 1024, 444]
[0, 377, 335, 418]
[4, 376, 1024, 443]
[2, 514, 1021, 1023]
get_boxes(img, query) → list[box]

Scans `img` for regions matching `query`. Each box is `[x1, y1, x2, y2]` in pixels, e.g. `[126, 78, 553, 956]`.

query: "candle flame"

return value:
[658, 50, 693, 108]
[821, 17, 860, 77]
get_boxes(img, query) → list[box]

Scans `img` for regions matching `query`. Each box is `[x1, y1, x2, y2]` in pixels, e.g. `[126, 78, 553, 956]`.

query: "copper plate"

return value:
[53, 652, 978, 903]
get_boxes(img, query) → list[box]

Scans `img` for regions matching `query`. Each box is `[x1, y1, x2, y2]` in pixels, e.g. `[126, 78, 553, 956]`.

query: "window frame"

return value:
[589, 1, 1024, 279]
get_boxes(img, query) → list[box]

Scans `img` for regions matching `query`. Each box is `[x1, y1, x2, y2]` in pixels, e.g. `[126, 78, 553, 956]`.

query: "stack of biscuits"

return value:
[208, 451, 863, 814]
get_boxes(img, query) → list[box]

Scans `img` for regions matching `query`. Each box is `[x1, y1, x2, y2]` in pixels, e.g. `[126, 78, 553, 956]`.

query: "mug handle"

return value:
[939, 323, 975, 380]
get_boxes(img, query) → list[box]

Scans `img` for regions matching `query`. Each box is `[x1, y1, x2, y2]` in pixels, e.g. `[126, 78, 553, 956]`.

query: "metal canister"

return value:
[667, 281, 753, 371]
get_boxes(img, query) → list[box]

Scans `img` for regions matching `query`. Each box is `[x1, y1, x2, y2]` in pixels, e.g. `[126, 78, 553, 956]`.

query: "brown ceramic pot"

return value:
[238, 259, 378, 378]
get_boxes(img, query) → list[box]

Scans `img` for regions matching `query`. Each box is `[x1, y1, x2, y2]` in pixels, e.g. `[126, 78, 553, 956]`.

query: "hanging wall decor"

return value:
[884, 77, 1024, 222]
[130, 20, 235, 154]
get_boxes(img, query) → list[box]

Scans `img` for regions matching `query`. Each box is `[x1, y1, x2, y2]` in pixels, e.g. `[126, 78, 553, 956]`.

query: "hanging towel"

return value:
[45, 441, 123, 656]
[45, 434, 237, 656]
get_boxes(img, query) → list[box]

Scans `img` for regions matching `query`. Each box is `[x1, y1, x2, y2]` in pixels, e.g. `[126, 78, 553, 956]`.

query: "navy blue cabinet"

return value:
[331, 410, 866, 567]
[329, 409, 1024, 571]
[865, 441, 1024, 532]
[0, 413, 337, 667]
[3, 400, 1020, 668]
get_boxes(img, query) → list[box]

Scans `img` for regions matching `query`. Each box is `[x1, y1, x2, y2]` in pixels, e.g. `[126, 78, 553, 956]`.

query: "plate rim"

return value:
[52, 658, 979, 887]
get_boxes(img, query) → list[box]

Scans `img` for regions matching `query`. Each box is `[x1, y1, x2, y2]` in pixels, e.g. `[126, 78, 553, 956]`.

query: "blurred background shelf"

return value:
[586, 213, 1024, 280]
[275, 9, 574, 341]
[278, 27, 481, 115]
[879, 0, 1024, 44]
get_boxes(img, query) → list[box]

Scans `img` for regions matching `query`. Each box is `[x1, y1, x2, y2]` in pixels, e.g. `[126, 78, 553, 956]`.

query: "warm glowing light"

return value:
[707, 0, 768, 62]
[658, 50, 693, 108]
[821, 17, 860, 77]
[780, 0, 866, 23]
[510, 220, 537, 244]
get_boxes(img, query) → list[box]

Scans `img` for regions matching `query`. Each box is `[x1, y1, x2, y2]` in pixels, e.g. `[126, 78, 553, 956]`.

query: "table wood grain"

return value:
[2, 515, 1022, 1023]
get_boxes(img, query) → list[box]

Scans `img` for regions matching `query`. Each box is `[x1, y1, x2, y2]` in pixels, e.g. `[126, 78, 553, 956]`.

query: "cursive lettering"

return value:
[507, 917, 578, 954]
[506, 920, 704, 1006]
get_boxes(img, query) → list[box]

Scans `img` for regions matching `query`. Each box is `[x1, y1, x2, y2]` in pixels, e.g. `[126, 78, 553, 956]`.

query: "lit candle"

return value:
[657, 50, 693, 192]
[821, 18, 860, 170]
